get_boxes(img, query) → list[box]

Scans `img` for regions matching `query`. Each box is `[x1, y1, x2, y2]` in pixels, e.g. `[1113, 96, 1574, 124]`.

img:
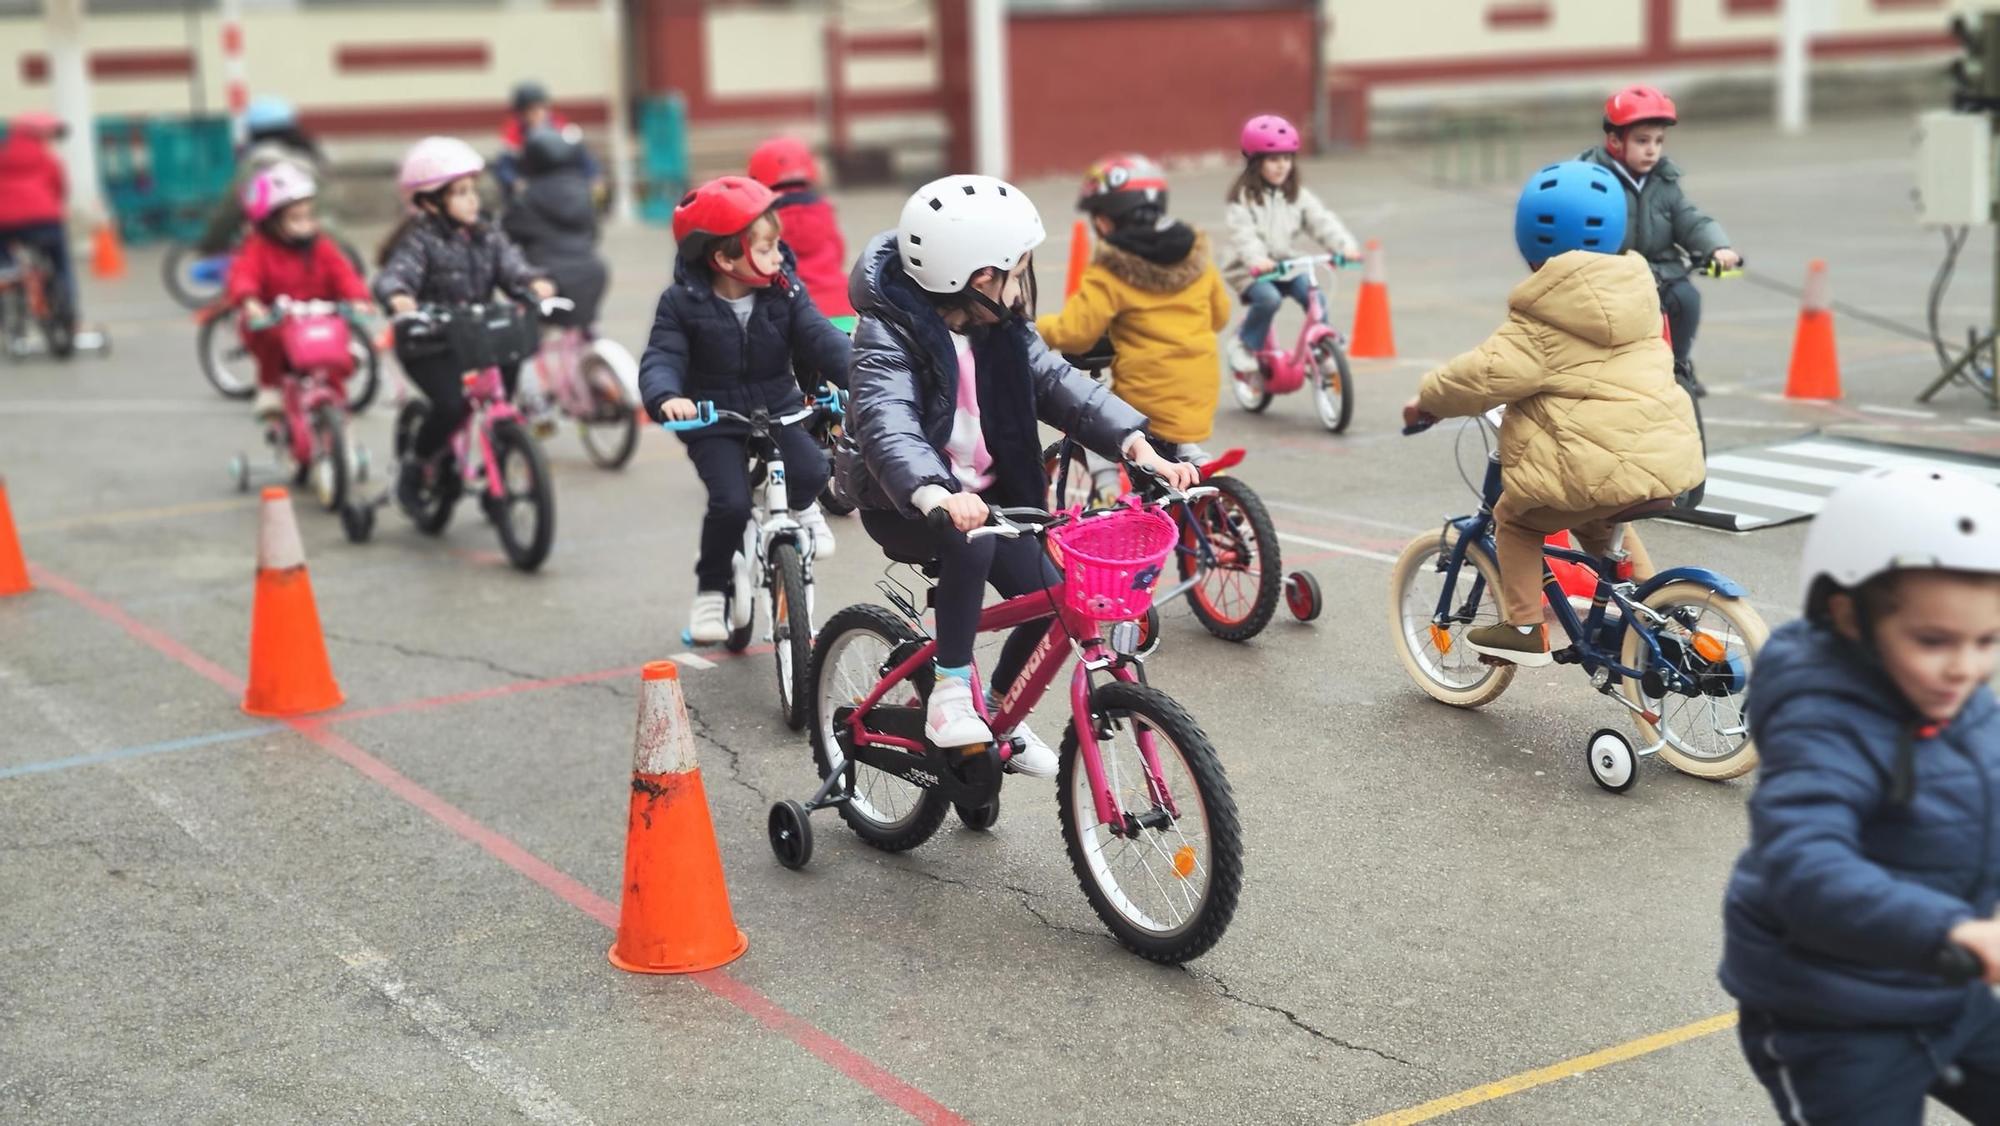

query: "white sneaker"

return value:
[796, 502, 836, 558]
[252, 387, 283, 419]
[688, 591, 729, 645]
[1225, 337, 1259, 375]
[925, 676, 993, 747]
[1000, 721, 1059, 778]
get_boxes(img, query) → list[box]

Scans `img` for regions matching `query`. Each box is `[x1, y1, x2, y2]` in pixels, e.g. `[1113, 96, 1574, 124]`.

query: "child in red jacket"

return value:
[224, 162, 371, 418]
[746, 137, 852, 318]
[0, 111, 76, 331]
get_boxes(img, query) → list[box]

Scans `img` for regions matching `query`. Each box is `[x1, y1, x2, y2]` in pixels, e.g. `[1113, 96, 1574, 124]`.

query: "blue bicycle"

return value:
[1389, 420, 1768, 791]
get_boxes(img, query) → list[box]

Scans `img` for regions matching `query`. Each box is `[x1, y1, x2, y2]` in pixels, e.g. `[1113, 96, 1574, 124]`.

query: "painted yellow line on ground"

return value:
[1355, 1011, 1737, 1125]
[21, 495, 260, 533]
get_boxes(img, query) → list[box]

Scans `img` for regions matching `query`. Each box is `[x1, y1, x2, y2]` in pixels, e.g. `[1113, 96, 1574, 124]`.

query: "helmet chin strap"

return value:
[964, 256, 1036, 324]
[719, 233, 781, 288]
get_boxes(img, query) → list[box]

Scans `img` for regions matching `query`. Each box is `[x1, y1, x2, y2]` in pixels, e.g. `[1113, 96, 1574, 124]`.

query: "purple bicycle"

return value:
[771, 465, 1243, 964]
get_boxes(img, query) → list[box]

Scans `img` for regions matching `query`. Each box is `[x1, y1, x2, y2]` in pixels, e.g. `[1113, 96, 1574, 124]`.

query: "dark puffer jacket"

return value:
[1720, 619, 2000, 1027]
[840, 231, 1148, 518]
[501, 138, 607, 328]
[373, 212, 545, 310]
[637, 247, 851, 432]
[1579, 147, 1730, 287]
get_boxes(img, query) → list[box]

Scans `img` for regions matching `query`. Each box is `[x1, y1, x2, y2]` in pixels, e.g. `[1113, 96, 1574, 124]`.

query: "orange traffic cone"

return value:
[1062, 218, 1091, 299]
[1348, 239, 1395, 358]
[1784, 259, 1841, 400]
[608, 660, 748, 975]
[242, 487, 343, 717]
[0, 477, 30, 597]
[1545, 532, 1596, 604]
[91, 222, 126, 281]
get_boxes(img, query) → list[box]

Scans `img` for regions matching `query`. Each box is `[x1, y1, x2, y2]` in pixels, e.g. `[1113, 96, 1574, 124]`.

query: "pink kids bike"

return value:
[771, 465, 1243, 964]
[519, 325, 642, 470]
[227, 299, 370, 514]
[1232, 252, 1361, 433]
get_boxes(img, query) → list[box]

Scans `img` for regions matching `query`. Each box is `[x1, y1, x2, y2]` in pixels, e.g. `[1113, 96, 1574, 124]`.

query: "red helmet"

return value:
[747, 136, 820, 189]
[673, 175, 781, 285]
[1078, 153, 1169, 220]
[1603, 85, 1677, 129]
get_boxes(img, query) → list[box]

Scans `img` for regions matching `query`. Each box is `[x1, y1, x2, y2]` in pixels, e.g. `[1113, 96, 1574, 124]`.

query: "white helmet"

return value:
[398, 135, 485, 198]
[1801, 465, 2000, 614]
[896, 174, 1045, 294]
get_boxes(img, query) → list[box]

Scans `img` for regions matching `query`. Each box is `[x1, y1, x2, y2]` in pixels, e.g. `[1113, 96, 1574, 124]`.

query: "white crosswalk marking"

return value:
[1668, 437, 2000, 532]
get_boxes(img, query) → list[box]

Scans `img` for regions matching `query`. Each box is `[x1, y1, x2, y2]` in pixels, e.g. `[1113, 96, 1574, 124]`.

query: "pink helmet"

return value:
[242, 161, 316, 224]
[10, 111, 62, 140]
[1239, 114, 1300, 156]
[397, 135, 485, 198]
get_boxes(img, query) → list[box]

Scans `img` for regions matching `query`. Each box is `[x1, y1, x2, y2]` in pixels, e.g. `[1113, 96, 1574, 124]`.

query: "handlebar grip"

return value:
[658, 402, 718, 431]
[925, 505, 957, 535]
[1402, 419, 1436, 436]
[1936, 943, 1983, 984]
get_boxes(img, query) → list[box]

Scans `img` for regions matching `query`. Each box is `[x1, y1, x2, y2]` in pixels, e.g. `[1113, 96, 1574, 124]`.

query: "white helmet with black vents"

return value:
[896, 174, 1045, 295]
[1801, 465, 2000, 616]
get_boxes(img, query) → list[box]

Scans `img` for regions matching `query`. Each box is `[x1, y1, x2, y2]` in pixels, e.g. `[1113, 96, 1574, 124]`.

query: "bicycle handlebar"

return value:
[392, 295, 572, 331]
[1250, 253, 1360, 281]
[1696, 256, 1745, 280]
[245, 297, 371, 332]
[658, 400, 822, 432]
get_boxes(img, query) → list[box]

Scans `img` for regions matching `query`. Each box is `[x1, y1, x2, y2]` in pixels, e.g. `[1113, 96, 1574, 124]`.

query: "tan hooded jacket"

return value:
[1416, 250, 1704, 513]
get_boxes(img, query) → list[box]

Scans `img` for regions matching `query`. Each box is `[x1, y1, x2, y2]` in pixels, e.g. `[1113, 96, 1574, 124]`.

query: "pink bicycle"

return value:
[227, 298, 370, 514]
[771, 466, 1243, 964]
[1232, 252, 1361, 433]
[520, 325, 641, 470]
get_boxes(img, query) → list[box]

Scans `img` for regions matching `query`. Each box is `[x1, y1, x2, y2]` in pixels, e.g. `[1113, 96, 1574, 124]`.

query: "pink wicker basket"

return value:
[1047, 506, 1178, 622]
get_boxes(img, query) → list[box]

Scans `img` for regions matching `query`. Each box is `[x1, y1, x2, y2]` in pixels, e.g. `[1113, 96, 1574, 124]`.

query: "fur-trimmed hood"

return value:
[1094, 231, 1212, 295]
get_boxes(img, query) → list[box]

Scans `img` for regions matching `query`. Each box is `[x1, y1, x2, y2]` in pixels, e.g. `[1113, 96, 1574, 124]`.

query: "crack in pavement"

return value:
[1001, 881, 1105, 942]
[323, 631, 543, 684]
[681, 700, 776, 805]
[1183, 967, 1426, 1071]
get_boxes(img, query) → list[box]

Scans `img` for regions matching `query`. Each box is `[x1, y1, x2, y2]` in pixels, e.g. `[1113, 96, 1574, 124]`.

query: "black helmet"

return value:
[511, 80, 550, 114]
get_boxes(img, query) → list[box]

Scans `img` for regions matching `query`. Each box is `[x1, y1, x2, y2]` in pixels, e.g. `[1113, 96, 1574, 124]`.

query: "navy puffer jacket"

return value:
[1720, 619, 2000, 1027]
[637, 247, 850, 431]
[839, 231, 1148, 518]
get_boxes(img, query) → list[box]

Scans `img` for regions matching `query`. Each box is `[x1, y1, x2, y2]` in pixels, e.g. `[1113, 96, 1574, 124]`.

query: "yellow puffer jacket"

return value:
[1416, 250, 1704, 513]
[1036, 232, 1231, 445]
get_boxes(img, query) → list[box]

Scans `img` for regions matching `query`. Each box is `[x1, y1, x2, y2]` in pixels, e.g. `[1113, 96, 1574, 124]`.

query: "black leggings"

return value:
[684, 427, 830, 592]
[861, 507, 1061, 689]
[401, 349, 521, 461]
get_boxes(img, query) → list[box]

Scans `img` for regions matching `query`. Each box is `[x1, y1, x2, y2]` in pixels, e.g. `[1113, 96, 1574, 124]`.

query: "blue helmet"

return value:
[244, 96, 297, 134]
[1513, 160, 1626, 267]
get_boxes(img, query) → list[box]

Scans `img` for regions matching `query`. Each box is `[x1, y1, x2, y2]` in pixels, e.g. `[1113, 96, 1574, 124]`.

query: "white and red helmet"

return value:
[242, 161, 316, 224]
[397, 136, 485, 199]
[1240, 114, 1300, 156]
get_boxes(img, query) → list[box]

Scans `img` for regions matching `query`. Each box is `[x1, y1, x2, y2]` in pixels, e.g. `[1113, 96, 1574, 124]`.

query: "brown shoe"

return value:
[1465, 622, 1554, 668]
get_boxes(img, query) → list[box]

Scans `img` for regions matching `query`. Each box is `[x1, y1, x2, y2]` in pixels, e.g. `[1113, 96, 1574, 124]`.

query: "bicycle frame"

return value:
[843, 565, 1175, 832]
[532, 328, 599, 419]
[455, 367, 526, 501]
[1253, 257, 1345, 396]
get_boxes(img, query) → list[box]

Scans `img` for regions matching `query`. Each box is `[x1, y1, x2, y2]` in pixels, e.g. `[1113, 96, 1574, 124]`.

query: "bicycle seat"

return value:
[882, 545, 943, 579]
[1609, 497, 1677, 522]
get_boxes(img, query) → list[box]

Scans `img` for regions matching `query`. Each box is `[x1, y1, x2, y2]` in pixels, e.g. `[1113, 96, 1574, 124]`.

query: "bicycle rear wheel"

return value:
[1387, 529, 1515, 708]
[1058, 681, 1241, 963]
[1620, 581, 1767, 780]
[163, 243, 222, 311]
[770, 541, 812, 731]
[577, 352, 639, 470]
[489, 418, 555, 572]
[198, 313, 255, 399]
[808, 605, 949, 852]
[1180, 475, 1281, 641]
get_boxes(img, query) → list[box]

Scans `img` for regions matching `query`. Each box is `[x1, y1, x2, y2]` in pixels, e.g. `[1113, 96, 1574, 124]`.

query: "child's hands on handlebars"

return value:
[1947, 919, 2000, 984]
[1400, 396, 1439, 433]
[1710, 248, 1743, 271]
[1127, 442, 1201, 491]
[660, 397, 699, 422]
[937, 493, 990, 534]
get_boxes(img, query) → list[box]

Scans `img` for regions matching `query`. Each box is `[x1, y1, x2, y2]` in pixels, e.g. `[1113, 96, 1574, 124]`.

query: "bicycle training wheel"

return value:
[1309, 337, 1355, 434]
[1058, 681, 1241, 964]
[808, 604, 948, 852]
[577, 352, 639, 470]
[1180, 475, 1281, 642]
[198, 314, 255, 399]
[1619, 581, 1767, 780]
[770, 542, 813, 731]
[1386, 529, 1516, 708]
[489, 418, 555, 572]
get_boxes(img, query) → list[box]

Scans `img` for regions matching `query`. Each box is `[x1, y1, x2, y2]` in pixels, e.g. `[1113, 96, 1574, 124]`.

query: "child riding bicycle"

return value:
[640, 176, 850, 643]
[373, 136, 555, 515]
[1036, 153, 1231, 463]
[1399, 159, 1703, 668]
[1721, 468, 2000, 1124]
[225, 163, 372, 420]
[747, 136, 853, 319]
[500, 126, 608, 332]
[1220, 114, 1361, 377]
[1581, 85, 1741, 397]
[0, 112, 77, 336]
[839, 173, 1198, 773]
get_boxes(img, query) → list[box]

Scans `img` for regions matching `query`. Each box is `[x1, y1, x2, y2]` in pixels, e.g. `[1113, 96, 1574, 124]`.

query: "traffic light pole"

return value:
[1921, 11, 2000, 409]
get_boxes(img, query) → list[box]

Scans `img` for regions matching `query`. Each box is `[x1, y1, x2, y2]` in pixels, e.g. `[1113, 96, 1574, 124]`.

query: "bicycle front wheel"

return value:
[1620, 581, 1767, 780]
[1058, 681, 1241, 964]
[1180, 475, 1281, 642]
[808, 605, 949, 852]
[489, 419, 555, 572]
[345, 330, 381, 413]
[198, 314, 255, 399]
[770, 541, 813, 731]
[1387, 529, 1515, 708]
[309, 405, 349, 512]
[1310, 337, 1354, 434]
[577, 352, 639, 470]
[163, 243, 221, 311]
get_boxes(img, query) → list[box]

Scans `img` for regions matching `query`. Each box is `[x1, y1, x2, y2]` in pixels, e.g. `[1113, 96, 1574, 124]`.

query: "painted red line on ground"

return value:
[32, 567, 966, 1125]
[30, 566, 245, 695]
[327, 665, 647, 725]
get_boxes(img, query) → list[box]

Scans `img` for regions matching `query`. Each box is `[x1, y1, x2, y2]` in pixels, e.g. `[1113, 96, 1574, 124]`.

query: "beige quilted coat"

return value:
[1416, 250, 1704, 513]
